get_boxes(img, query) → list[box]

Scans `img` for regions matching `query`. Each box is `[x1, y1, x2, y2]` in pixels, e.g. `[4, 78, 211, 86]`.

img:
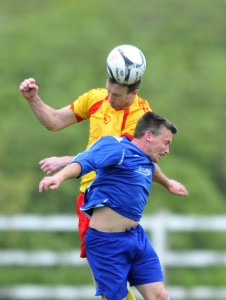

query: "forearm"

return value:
[28, 95, 61, 131]
[39, 162, 82, 192]
[39, 156, 74, 174]
[152, 164, 169, 187]
[53, 162, 82, 182]
[20, 78, 74, 131]
[153, 164, 189, 196]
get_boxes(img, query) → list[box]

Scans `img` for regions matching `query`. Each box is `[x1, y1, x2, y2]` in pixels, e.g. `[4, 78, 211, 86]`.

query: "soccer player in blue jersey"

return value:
[39, 111, 182, 300]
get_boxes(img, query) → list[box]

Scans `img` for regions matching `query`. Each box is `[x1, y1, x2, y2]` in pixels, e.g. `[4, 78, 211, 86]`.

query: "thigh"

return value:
[129, 226, 164, 286]
[75, 192, 90, 258]
[136, 282, 168, 300]
[85, 227, 132, 300]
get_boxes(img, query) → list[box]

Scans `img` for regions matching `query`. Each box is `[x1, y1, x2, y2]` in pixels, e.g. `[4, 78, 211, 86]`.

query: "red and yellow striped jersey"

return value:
[70, 88, 152, 192]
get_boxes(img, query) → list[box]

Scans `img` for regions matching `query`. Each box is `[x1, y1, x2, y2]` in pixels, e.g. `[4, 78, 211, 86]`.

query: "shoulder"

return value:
[87, 136, 125, 165]
[120, 96, 152, 129]
[90, 136, 125, 156]
[132, 95, 153, 111]
[95, 136, 124, 148]
[70, 88, 108, 119]
[86, 88, 108, 101]
[83, 88, 108, 112]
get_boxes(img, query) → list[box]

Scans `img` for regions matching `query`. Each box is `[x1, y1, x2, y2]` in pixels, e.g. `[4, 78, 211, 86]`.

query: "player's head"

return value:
[134, 112, 177, 138]
[107, 76, 141, 93]
[134, 112, 178, 162]
[106, 76, 141, 110]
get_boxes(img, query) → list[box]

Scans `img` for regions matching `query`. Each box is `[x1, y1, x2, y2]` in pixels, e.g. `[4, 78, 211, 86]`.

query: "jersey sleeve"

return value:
[71, 136, 124, 177]
[69, 88, 107, 121]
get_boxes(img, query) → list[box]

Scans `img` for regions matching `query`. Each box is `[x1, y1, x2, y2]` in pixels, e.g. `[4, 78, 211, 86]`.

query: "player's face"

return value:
[106, 81, 136, 110]
[146, 128, 173, 163]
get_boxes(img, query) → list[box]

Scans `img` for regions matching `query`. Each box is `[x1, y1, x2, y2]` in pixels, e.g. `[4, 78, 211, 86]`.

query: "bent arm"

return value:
[39, 156, 74, 174]
[19, 78, 78, 131]
[39, 162, 82, 192]
[153, 164, 188, 196]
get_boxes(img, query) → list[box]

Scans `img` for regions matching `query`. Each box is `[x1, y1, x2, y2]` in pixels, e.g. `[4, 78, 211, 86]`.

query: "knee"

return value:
[154, 287, 169, 300]
[161, 290, 170, 300]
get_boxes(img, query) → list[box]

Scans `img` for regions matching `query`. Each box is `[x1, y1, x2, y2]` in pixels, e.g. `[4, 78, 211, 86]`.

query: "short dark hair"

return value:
[107, 76, 141, 93]
[134, 112, 178, 138]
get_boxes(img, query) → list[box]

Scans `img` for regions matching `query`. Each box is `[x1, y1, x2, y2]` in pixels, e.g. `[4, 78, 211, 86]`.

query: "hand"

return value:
[19, 78, 39, 100]
[39, 176, 60, 192]
[39, 156, 72, 175]
[166, 179, 188, 196]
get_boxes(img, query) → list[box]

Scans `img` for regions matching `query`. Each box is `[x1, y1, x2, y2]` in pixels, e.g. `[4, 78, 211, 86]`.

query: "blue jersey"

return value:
[71, 136, 155, 221]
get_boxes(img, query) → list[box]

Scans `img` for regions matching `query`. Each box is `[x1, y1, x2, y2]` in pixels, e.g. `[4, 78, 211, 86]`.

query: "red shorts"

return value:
[76, 192, 90, 258]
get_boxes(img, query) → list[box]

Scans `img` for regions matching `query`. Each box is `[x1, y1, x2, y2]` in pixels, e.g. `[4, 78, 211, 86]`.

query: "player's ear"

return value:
[145, 130, 153, 141]
[132, 89, 139, 95]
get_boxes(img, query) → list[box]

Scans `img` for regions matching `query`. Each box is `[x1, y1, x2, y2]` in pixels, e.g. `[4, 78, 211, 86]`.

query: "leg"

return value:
[101, 296, 126, 300]
[126, 288, 136, 300]
[100, 287, 135, 300]
[76, 194, 133, 299]
[128, 226, 167, 300]
[75, 192, 90, 258]
[101, 287, 135, 300]
[136, 282, 169, 300]
[85, 228, 134, 300]
[76, 194, 100, 296]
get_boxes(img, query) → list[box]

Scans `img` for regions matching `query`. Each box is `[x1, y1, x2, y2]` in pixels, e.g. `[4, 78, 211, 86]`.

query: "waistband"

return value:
[87, 224, 141, 237]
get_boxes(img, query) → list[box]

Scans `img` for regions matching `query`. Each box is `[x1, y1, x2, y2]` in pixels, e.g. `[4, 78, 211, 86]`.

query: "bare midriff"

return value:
[89, 206, 139, 232]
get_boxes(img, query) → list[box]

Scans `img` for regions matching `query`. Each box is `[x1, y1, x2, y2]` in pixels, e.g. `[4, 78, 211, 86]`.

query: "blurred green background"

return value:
[0, 0, 225, 294]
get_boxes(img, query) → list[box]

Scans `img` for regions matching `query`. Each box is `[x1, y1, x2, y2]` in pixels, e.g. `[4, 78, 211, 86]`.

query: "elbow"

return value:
[45, 125, 61, 132]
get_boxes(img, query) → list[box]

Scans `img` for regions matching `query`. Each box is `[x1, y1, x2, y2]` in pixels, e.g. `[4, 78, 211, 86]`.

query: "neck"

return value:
[132, 138, 145, 151]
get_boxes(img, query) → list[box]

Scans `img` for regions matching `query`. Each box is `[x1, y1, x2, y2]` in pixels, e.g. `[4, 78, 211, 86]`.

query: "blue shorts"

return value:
[85, 224, 163, 300]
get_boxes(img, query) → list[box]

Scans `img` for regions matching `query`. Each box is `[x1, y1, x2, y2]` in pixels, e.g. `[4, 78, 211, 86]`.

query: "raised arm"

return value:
[19, 78, 77, 131]
[153, 164, 188, 196]
[39, 162, 82, 192]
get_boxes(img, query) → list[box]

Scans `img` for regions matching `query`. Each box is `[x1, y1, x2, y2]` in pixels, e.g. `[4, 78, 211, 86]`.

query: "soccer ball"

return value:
[107, 44, 146, 85]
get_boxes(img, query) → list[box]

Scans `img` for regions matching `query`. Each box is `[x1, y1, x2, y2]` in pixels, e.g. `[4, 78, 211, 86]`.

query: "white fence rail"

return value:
[0, 213, 226, 300]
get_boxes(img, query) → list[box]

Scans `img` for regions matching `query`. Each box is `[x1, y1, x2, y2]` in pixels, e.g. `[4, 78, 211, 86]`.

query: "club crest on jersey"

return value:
[103, 114, 111, 124]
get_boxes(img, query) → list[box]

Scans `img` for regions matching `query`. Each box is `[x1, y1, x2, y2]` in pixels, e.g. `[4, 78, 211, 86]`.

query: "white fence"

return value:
[0, 213, 226, 300]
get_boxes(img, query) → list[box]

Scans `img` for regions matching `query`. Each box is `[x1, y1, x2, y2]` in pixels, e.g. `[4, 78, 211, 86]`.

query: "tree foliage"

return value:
[0, 0, 225, 289]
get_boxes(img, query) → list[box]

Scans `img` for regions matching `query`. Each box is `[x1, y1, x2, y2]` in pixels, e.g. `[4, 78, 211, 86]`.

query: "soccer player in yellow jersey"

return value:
[20, 73, 188, 300]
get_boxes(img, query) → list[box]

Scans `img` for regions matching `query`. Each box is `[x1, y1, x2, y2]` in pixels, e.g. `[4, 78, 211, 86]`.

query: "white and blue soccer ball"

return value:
[107, 44, 146, 85]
